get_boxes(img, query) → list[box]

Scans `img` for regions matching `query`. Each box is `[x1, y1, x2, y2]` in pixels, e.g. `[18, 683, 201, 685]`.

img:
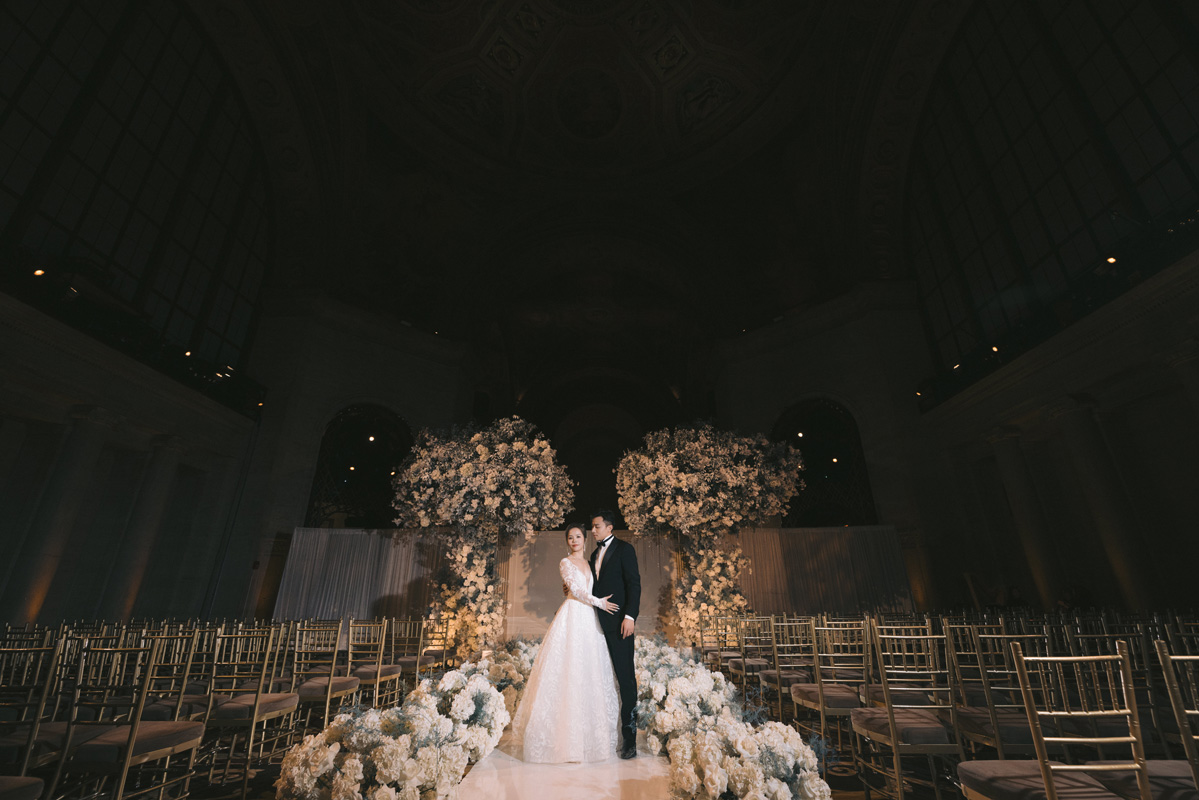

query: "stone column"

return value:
[1051, 397, 1150, 609]
[0, 416, 29, 485]
[100, 435, 184, 620]
[986, 427, 1060, 608]
[1, 406, 117, 623]
[1165, 341, 1199, 418]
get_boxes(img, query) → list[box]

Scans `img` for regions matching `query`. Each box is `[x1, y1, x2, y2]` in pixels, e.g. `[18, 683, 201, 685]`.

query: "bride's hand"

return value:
[599, 595, 618, 613]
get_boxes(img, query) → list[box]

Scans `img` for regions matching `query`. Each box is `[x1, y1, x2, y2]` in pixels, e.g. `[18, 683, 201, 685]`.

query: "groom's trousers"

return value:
[602, 628, 637, 748]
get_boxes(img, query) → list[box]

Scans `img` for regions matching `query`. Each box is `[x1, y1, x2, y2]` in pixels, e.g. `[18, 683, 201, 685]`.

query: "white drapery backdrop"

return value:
[272, 526, 912, 627]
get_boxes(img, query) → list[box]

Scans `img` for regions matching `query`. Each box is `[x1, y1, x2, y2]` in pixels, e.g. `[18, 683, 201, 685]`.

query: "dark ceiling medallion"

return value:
[556, 68, 624, 140]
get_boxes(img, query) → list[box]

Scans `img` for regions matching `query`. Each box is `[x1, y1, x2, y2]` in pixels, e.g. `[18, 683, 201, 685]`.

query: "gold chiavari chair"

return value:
[852, 622, 963, 800]
[388, 618, 434, 684]
[347, 619, 402, 708]
[1154, 638, 1199, 796]
[791, 618, 870, 769]
[699, 616, 743, 676]
[946, 629, 1050, 760]
[762, 616, 814, 723]
[729, 615, 774, 697]
[203, 627, 299, 800]
[293, 620, 358, 730]
[958, 640, 1152, 800]
[48, 637, 205, 800]
[421, 617, 453, 673]
[0, 640, 65, 778]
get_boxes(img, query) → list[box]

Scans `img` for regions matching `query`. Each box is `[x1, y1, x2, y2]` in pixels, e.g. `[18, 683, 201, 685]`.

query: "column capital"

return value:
[1045, 394, 1097, 422]
[150, 434, 185, 454]
[68, 405, 120, 429]
[984, 425, 1022, 445]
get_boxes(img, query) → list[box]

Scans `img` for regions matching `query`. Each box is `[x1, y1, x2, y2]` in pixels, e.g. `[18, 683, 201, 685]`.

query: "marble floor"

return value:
[459, 731, 672, 799]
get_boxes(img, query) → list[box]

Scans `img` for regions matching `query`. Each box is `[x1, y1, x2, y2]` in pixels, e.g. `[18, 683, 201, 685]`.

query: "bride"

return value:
[510, 524, 621, 762]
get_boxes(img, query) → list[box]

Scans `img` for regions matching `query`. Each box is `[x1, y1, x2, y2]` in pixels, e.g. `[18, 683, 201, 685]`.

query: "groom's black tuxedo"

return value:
[589, 536, 640, 751]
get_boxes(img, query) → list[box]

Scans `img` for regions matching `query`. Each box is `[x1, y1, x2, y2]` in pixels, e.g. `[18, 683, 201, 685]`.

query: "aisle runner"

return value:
[460, 731, 671, 799]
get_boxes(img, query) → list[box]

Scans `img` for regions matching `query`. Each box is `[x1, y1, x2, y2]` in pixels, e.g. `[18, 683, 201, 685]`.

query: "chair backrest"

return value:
[771, 616, 815, 674]
[1011, 639, 1152, 800]
[347, 619, 387, 672]
[294, 620, 343, 681]
[1154, 638, 1199, 789]
[871, 624, 954, 709]
[0, 641, 64, 774]
[144, 630, 202, 722]
[738, 615, 775, 663]
[812, 618, 870, 690]
[388, 618, 424, 660]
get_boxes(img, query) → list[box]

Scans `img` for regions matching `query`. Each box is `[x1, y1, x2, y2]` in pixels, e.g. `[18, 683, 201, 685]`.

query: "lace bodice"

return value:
[560, 558, 605, 609]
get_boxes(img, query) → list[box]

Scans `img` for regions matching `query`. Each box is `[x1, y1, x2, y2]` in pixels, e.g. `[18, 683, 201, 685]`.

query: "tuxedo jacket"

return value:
[589, 536, 641, 634]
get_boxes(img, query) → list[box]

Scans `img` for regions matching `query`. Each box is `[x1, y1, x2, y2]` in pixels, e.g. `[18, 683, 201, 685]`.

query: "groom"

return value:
[589, 510, 640, 759]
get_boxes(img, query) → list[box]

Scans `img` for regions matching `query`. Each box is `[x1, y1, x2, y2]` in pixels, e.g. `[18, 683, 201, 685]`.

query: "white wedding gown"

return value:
[510, 558, 620, 763]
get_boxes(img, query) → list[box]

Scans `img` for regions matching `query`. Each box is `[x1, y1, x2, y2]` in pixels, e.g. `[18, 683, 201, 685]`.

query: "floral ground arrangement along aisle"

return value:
[275, 637, 830, 800]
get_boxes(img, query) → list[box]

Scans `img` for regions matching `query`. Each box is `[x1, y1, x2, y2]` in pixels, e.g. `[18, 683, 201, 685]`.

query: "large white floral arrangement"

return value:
[458, 637, 541, 716]
[276, 666, 510, 800]
[616, 424, 802, 644]
[634, 638, 830, 800]
[394, 416, 573, 660]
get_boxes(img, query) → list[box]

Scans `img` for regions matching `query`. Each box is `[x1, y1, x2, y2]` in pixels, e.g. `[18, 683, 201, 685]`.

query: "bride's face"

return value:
[566, 527, 586, 553]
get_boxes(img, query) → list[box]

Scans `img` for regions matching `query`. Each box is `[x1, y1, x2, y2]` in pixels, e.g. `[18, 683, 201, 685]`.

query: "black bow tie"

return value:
[596, 536, 613, 550]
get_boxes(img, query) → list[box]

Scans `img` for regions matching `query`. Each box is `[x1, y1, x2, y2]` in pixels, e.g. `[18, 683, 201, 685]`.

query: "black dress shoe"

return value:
[619, 744, 637, 759]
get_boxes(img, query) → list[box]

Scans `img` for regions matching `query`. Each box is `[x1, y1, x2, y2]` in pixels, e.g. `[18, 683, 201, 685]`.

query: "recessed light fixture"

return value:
[992, 346, 999, 352]
[369, 436, 375, 442]
[1106, 256, 1117, 263]
[184, 351, 191, 357]
[33, 269, 44, 276]
[349, 466, 355, 471]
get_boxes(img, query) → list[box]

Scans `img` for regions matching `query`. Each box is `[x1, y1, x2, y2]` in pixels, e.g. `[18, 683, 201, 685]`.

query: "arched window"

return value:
[771, 399, 876, 527]
[305, 405, 413, 529]
[0, 0, 271, 369]
[907, 0, 1199, 374]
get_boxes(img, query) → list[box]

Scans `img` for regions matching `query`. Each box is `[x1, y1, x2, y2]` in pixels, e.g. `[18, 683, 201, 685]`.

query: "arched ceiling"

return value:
[201, 0, 970, 425]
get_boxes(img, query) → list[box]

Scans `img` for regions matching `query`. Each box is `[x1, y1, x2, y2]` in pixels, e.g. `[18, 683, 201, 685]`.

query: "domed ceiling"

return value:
[342, 0, 826, 192]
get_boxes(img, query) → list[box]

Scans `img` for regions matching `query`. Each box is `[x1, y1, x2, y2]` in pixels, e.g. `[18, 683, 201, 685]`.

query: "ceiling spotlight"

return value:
[390, 471, 396, 476]
[184, 351, 191, 357]
[257, 402, 264, 407]
[992, 346, 999, 352]
[33, 269, 44, 276]
[796, 432, 804, 438]
[368, 436, 375, 442]
[832, 458, 838, 463]
[349, 466, 355, 471]
[1106, 256, 1117, 263]
[953, 364, 960, 370]
[916, 391, 922, 397]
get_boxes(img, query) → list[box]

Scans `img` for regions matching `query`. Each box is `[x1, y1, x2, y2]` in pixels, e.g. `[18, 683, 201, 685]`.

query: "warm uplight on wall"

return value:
[1107, 256, 1117, 263]
[33, 269, 44, 276]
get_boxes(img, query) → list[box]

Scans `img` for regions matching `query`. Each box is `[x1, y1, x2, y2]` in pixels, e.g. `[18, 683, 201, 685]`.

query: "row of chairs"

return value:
[696, 612, 1199, 800]
[0, 617, 453, 800]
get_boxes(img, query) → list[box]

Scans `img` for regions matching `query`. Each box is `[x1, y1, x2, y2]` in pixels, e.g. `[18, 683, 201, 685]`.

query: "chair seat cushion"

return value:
[69, 721, 205, 763]
[761, 669, 810, 687]
[394, 655, 436, 668]
[298, 677, 360, 700]
[1089, 760, 1198, 800]
[938, 707, 1033, 745]
[728, 658, 769, 674]
[352, 665, 403, 681]
[957, 760, 1122, 800]
[791, 683, 861, 709]
[0, 776, 44, 800]
[208, 692, 299, 721]
[0, 722, 105, 764]
[851, 708, 953, 745]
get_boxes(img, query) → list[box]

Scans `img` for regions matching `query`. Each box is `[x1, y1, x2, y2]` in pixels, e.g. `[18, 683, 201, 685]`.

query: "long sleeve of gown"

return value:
[560, 559, 606, 609]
